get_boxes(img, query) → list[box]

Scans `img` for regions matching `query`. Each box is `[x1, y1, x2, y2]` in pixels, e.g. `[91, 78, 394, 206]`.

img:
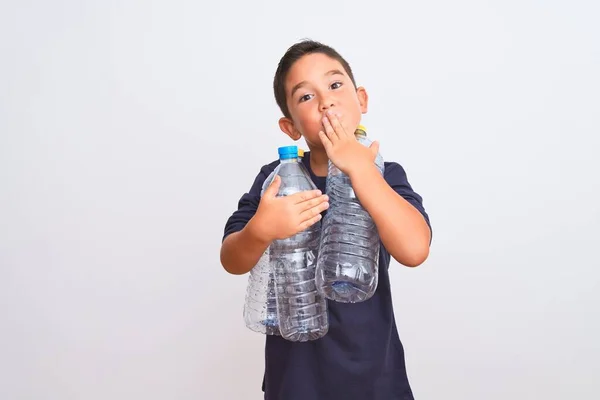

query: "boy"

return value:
[221, 40, 432, 400]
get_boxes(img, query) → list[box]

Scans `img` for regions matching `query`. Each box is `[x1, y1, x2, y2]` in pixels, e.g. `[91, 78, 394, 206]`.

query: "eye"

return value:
[299, 93, 313, 103]
[330, 81, 343, 90]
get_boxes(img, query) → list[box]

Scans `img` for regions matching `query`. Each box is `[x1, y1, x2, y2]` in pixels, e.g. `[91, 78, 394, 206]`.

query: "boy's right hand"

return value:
[248, 175, 329, 243]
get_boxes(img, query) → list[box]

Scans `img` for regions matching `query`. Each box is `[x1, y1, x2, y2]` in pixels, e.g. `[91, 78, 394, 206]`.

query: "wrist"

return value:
[245, 214, 272, 245]
[348, 162, 380, 182]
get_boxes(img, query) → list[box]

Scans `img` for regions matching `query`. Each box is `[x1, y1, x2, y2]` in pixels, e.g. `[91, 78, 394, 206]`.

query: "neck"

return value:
[308, 148, 329, 177]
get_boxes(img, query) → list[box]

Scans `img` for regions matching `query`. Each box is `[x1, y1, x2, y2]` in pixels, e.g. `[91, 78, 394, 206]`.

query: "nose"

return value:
[319, 95, 335, 112]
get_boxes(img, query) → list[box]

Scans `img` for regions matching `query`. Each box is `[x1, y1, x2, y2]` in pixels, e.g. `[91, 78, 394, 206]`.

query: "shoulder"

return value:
[256, 160, 279, 184]
[222, 158, 280, 240]
[383, 161, 410, 183]
[260, 159, 280, 176]
[382, 159, 421, 192]
[382, 160, 426, 206]
[249, 159, 279, 194]
[383, 161, 404, 173]
[383, 159, 430, 228]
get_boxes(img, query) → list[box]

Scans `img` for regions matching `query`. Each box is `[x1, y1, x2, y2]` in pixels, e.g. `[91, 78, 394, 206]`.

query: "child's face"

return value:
[279, 53, 368, 150]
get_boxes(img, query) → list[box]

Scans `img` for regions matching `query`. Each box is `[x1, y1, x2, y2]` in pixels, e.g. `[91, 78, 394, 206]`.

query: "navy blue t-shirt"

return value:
[223, 151, 431, 400]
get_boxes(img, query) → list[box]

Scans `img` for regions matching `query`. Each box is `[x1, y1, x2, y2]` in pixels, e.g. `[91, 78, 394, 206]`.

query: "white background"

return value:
[1, 1, 599, 399]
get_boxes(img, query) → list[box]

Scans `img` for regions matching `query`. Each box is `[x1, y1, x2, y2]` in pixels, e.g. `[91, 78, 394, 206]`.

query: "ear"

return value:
[356, 86, 369, 114]
[278, 117, 302, 141]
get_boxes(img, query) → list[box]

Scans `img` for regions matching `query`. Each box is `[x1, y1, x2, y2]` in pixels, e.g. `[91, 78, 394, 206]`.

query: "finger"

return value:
[318, 130, 333, 152]
[370, 140, 380, 157]
[326, 112, 349, 140]
[296, 194, 329, 212]
[299, 199, 329, 220]
[298, 213, 322, 231]
[322, 114, 340, 142]
[263, 174, 281, 199]
[288, 188, 322, 204]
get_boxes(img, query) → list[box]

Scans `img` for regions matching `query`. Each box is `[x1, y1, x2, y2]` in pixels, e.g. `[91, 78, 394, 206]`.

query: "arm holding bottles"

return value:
[319, 112, 431, 267]
[220, 175, 329, 275]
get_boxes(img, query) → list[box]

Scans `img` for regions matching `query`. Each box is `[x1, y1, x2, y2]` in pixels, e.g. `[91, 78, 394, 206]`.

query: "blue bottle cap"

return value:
[278, 145, 298, 160]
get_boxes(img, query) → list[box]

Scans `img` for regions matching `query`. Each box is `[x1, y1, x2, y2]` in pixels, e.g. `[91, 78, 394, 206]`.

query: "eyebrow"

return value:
[289, 69, 345, 98]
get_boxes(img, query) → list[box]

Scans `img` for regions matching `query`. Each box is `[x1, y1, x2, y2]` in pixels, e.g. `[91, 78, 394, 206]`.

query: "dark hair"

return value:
[273, 40, 357, 118]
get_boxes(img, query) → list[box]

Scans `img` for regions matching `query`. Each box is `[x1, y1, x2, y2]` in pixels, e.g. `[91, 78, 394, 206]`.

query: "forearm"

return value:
[349, 165, 431, 267]
[220, 218, 270, 275]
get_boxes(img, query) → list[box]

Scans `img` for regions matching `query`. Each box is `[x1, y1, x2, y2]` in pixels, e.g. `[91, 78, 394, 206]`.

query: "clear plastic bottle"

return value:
[243, 247, 279, 334]
[315, 125, 385, 303]
[243, 175, 279, 335]
[243, 147, 320, 336]
[270, 145, 328, 342]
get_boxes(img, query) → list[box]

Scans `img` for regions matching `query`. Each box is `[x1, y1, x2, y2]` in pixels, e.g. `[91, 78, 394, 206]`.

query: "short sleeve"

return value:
[222, 162, 277, 241]
[384, 162, 432, 240]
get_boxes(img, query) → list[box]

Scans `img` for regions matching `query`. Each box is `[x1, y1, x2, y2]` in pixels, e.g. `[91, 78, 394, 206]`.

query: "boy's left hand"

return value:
[318, 110, 379, 178]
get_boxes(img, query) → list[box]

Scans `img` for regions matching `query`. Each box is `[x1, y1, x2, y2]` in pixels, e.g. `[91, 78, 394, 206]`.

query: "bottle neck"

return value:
[280, 158, 298, 164]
